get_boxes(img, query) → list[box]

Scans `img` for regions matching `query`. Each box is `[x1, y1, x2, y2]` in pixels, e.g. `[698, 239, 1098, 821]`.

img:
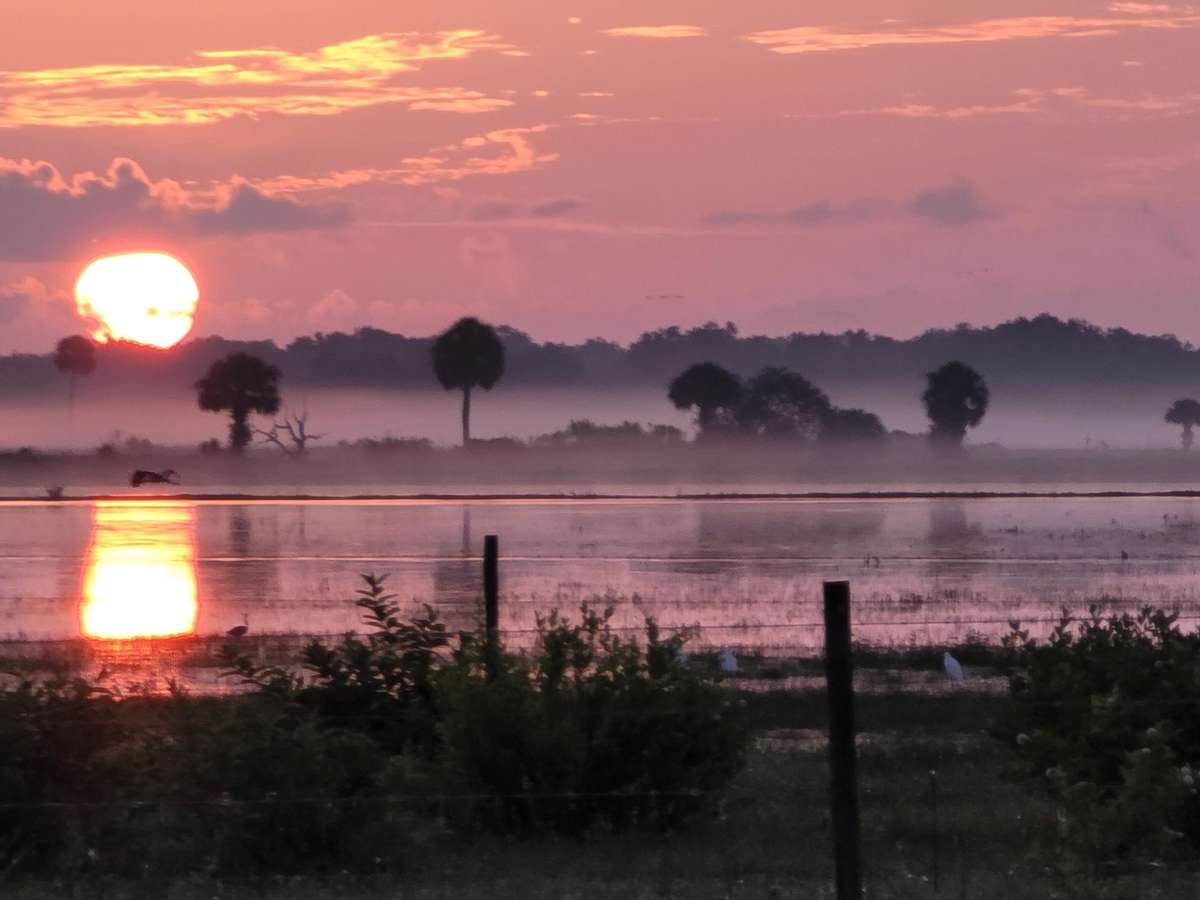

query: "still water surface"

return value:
[2, 496, 1200, 662]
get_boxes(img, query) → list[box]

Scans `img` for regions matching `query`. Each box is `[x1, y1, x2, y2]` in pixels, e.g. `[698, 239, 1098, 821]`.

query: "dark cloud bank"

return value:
[0, 157, 347, 261]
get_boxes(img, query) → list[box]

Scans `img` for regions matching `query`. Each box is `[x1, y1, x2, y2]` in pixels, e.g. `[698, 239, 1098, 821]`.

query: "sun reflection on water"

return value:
[81, 501, 198, 640]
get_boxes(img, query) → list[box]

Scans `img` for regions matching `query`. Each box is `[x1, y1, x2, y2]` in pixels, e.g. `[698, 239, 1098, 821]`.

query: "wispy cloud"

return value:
[909, 181, 990, 225]
[746, 10, 1198, 55]
[0, 31, 519, 128]
[603, 25, 708, 39]
[703, 199, 883, 227]
[256, 125, 559, 193]
[469, 197, 585, 221]
[1137, 200, 1193, 260]
[820, 86, 1200, 120]
[0, 157, 346, 260]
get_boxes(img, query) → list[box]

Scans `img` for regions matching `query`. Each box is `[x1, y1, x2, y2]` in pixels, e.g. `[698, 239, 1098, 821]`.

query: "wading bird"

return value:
[227, 614, 249, 638]
[943, 651, 964, 681]
[718, 648, 738, 673]
[130, 469, 181, 487]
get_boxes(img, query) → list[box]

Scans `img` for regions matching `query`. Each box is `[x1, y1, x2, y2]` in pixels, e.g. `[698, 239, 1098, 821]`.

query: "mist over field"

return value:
[6, 383, 1191, 451]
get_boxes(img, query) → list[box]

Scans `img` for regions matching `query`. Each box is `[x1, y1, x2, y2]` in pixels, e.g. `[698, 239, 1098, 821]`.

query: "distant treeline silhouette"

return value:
[4, 313, 1199, 397]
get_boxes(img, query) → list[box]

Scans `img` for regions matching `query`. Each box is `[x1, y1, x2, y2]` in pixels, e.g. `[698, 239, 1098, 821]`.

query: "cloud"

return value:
[468, 197, 584, 221]
[256, 125, 559, 193]
[821, 86, 1200, 120]
[603, 25, 708, 39]
[746, 10, 1198, 55]
[1109, 3, 1172, 14]
[531, 198, 585, 218]
[909, 181, 989, 225]
[702, 199, 880, 227]
[0, 276, 79, 347]
[788, 202, 836, 225]
[0, 157, 347, 261]
[1138, 200, 1194, 260]
[306, 289, 359, 330]
[0, 31, 518, 127]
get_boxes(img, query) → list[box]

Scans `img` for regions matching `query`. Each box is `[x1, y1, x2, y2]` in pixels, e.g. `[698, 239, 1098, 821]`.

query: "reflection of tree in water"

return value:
[694, 502, 886, 564]
[431, 504, 480, 632]
[217, 507, 281, 628]
[229, 509, 252, 558]
[925, 501, 986, 557]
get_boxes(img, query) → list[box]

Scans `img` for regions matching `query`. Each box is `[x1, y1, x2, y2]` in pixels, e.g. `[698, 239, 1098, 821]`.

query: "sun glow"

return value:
[74, 253, 199, 349]
[81, 502, 198, 640]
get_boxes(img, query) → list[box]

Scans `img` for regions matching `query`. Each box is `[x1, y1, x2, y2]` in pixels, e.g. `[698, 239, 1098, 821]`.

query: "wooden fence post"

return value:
[823, 579, 863, 900]
[483, 534, 499, 679]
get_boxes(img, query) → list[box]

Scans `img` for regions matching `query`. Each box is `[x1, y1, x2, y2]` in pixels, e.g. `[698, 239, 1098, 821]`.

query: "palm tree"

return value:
[53, 335, 97, 408]
[922, 361, 989, 447]
[1165, 398, 1200, 450]
[432, 317, 505, 445]
[195, 353, 282, 451]
[667, 362, 742, 433]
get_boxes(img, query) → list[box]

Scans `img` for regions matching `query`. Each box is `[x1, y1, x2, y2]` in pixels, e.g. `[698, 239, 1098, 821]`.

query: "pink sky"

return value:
[0, 0, 1197, 352]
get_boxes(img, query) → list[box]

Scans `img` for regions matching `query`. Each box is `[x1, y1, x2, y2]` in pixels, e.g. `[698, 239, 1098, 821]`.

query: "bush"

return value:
[341, 436, 434, 453]
[0, 674, 429, 878]
[437, 606, 749, 834]
[227, 579, 750, 835]
[0, 576, 750, 878]
[997, 606, 1200, 864]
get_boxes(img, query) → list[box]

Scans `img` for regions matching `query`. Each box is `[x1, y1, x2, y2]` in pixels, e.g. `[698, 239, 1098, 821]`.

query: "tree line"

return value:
[48, 319, 1200, 451]
[20, 314, 1200, 400]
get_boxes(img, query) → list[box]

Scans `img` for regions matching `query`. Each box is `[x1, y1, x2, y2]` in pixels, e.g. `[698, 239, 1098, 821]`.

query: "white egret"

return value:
[943, 651, 964, 681]
[718, 649, 738, 673]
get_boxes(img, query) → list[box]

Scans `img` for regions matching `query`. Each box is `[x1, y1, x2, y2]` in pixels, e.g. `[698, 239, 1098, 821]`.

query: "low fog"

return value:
[6, 383, 1189, 452]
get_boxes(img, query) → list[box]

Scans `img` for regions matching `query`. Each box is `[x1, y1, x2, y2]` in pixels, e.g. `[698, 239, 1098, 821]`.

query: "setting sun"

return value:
[75, 252, 199, 350]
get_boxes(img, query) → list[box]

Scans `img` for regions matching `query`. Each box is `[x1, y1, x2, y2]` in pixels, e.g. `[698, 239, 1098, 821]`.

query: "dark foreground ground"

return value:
[6, 664, 1199, 900]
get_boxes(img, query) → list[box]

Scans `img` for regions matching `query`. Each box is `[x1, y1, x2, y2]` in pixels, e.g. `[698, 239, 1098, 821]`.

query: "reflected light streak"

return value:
[81, 502, 198, 640]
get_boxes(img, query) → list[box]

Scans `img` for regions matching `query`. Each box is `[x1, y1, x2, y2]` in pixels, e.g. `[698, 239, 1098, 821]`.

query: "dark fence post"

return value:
[823, 579, 863, 900]
[483, 534, 499, 679]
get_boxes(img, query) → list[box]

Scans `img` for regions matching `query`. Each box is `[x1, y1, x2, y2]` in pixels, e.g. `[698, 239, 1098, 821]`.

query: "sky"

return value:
[0, 0, 1197, 352]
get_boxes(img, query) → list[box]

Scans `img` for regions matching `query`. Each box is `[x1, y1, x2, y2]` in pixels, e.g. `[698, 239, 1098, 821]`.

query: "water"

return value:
[3, 495, 1200, 673]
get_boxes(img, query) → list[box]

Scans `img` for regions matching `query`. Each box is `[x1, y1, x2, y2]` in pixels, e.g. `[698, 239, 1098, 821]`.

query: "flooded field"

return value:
[2, 495, 1200, 685]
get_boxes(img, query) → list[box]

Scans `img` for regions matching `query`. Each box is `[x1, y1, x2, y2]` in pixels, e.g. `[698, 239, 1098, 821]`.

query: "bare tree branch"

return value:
[254, 410, 324, 456]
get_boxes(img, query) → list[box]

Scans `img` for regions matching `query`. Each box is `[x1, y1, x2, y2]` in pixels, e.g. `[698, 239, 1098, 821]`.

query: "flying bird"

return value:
[130, 468, 181, 487]
[227, 613, 249, 638]
[943, 651, 964, 682]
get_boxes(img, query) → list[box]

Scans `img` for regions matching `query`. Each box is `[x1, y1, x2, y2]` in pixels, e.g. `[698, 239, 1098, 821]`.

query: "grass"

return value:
[7, 684, 1200, 899]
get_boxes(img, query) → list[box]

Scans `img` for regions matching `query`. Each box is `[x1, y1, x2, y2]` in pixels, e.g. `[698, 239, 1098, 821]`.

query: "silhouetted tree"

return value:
[1165, 398, 1200, 450]
[667, 362, 742, 432]
[432, 317, 505, 445]
[53, 335, 97, 407]
[735, 366, 831, 439]
[820, 407, 887, 444]
[922, 361, 989, 447]
[195, 353, 282, 451]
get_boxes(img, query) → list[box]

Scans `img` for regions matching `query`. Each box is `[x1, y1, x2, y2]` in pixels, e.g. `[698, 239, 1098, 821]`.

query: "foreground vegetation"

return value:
[7, 595, 1200, 897]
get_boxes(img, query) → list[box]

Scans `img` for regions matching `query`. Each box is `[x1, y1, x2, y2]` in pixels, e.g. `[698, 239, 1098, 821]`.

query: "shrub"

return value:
[343, 436, 434, 453]
[997, 606, 1200, 864]
[0, 673, 121, 873]
[296, 574, 449, 755]
[437, 605, 750, 834]
[0, 575, 750, 878]
[0, 673, 429, 878]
